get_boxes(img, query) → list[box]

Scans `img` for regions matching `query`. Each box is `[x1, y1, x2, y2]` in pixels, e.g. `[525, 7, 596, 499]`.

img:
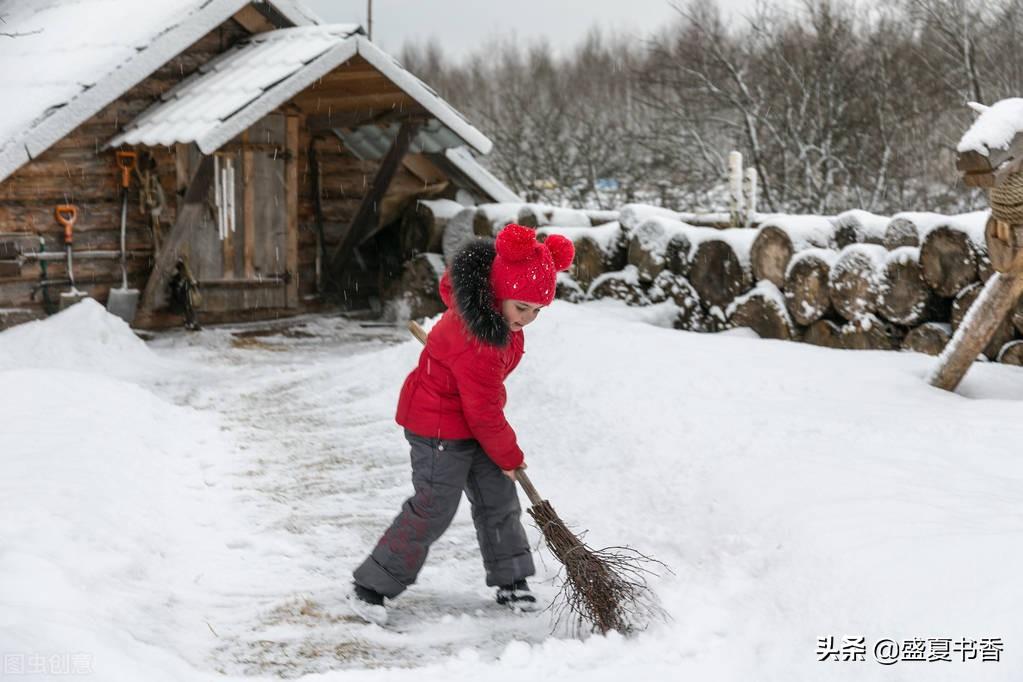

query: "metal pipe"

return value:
[21, 250, 153, 262]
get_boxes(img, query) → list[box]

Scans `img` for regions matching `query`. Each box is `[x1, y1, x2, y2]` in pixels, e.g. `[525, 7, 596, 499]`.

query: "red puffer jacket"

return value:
[395, 240, 525, 470]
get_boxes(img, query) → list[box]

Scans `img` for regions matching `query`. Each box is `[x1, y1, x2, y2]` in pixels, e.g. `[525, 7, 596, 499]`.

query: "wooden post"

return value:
[728, 151, 744, 227]
[326, 120, 420, 277]
[285, 115, 300, 308]
[928, 271, 1023, 390]
[242, 145, 255, 279]
[138, 155, 215, 315]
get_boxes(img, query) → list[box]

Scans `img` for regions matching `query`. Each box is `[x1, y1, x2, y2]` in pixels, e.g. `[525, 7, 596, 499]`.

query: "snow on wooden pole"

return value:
[728, 151, 744, 227]
[928, 272, 1023, 390]
[743, 166, 758, 226]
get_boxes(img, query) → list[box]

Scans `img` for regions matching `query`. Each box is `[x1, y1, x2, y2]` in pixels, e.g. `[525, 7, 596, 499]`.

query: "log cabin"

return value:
[0, 0, 519, 330]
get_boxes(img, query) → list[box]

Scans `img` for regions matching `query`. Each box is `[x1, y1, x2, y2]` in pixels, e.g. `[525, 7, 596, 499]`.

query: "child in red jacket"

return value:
[350, 224, 575, 626]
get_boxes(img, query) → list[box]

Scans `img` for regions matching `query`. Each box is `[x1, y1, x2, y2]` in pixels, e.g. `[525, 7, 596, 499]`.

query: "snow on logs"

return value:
[784, 248, 838, 326]
[876, 247, 947, 326]
[538, 221, 626, 290]
[400, 199, 463, 260]
[827, 244, 887, 321]
[413, 200, 1020, 363]
[726, 281, 798, 340]
[626, 217, 692, 282]
[832, 210, 889, 249]
[749, 215, 834, 288]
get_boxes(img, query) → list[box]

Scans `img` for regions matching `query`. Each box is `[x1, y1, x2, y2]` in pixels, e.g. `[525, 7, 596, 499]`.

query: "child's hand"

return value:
[502, 462, 526, 481]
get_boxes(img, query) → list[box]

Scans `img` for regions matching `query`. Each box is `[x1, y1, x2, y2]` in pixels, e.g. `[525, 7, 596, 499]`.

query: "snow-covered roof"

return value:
[444, 146, 521, 202]
[108, 32, 493, 156]
[0, 0, 318, 184]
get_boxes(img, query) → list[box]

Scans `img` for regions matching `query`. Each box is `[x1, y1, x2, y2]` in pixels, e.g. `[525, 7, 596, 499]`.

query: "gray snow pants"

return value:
[353, 429, 535, 599]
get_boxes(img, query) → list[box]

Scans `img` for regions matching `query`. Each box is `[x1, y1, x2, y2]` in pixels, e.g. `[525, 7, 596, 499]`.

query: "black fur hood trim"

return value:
[450, 239, 509, 348]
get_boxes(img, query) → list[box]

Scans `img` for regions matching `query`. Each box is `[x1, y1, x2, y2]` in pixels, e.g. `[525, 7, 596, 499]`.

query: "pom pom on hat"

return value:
[490, 223, 575, 306]
[544, 234, 575, 272]
[495, 223, 539, 262]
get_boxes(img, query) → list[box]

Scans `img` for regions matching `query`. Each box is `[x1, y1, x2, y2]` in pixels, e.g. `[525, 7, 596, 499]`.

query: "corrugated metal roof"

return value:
[109, 25, 360, 149]
[107, 31, 493, 156]
[0, 0, 318, 184]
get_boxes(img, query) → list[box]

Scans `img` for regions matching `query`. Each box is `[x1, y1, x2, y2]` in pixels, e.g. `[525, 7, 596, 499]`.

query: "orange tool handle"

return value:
[115, 150, 137, 189]
[54, 204, 78, 244]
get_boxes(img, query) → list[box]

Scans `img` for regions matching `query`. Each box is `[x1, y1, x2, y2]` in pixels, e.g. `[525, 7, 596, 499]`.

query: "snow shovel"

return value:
[406, 320, 667, 635]
[55, 204, 88, 310]
[107, 150, 139, 323]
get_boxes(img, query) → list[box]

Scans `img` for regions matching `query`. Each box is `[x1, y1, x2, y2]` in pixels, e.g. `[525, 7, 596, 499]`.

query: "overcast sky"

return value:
[302, 0, 784, 62]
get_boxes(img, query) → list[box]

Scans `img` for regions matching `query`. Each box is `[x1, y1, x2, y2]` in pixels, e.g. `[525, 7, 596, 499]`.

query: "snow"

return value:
[836, 243, 889, 276]
[418, 198, 466, 220]
[724, 279, 790, 324]
[538, 221, 623, 255]
[756, 214, 835, 250]
[630, 216, 695, 253]
[5, 298, 1023, 680]
[886, 211, 950, 242]
[618, 204, 682, 232]
[887, 245, 921, 266]
[947, 210, 991, 248]
[833, 210, 890, 242]
[957, 97, 1023, 156]
[784, 247, 839, 280]
[0, 0, 247, 183]
[684, 226, 759, 268]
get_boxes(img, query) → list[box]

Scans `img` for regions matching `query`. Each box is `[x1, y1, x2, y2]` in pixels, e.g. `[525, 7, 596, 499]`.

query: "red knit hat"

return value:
[490, 224, 575, 305]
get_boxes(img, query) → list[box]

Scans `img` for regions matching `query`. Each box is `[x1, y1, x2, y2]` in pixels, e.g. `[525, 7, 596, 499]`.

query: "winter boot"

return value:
[349, 583, 387, 626]
[496, 579, 539, 612]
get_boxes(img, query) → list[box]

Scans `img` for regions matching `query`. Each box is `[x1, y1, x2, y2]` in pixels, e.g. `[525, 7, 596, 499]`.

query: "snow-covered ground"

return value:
[3, 298, 1023, 681]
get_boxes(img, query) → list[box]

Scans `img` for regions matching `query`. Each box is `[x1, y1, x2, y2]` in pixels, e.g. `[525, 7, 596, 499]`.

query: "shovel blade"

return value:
[107, 287, 139, 323]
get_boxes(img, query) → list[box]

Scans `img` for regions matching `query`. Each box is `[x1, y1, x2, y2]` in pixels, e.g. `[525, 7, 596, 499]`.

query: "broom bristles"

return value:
[528, 499, 668, 636]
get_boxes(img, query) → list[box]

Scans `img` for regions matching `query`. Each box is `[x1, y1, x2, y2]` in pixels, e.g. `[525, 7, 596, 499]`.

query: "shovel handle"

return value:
[115, 150, 137, 189]
[406, 319, 543, 505]
[54, 204, 77, 244]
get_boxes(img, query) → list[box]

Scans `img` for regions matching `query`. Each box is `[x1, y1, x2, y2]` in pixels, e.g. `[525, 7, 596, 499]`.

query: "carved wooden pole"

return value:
[928, 119, 1023, 392]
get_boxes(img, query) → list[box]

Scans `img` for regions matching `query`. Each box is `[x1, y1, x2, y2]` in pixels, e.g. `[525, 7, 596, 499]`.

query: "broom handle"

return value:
[406, 320, 545, 507]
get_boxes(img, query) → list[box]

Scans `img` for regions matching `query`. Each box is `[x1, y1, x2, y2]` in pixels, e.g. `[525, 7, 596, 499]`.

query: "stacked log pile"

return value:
[391, 200, 1022, 365]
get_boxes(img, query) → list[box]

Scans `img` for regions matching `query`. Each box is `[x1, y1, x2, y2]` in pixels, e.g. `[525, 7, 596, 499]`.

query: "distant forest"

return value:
[400, 0, 1023, 214]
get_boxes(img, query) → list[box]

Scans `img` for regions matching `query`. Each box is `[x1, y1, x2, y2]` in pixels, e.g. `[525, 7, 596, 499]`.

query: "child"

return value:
[350, 224, 575, 626]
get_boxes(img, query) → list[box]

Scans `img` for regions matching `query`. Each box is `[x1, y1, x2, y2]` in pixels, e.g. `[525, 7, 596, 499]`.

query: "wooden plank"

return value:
[326, 121, 419, 277]
[243, 146, 256, 278]
[292, 93, 415, 112]
[286, 115, 300, 308]
[928, 271, 1023, 391]
[138, 155, 215, 315]
[232, 4, 276, 33]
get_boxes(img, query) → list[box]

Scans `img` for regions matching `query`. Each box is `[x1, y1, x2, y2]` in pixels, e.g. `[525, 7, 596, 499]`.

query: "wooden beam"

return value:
[306, 110, 429, 133]
[327, 121, 420, 276]
[243, 143, 255, 278]
[928, 271, 1023, 391]
[285, 115, 300, 308]
[138, 155, 215, 314]
[232, 5, 277, 34]
[292, 93, 415, 112]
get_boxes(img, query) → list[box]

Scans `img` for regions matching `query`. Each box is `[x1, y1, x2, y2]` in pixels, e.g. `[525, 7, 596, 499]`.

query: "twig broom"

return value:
[408, 320, 667, 635]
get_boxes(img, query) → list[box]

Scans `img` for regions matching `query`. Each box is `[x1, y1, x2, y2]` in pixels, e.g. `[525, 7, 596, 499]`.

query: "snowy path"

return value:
[7, 299, 1023, 681]
[146, 315, 566, 676]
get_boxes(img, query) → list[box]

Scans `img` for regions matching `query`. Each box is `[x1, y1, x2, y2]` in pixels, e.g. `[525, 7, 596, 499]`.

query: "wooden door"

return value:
[187, 114, 296, 314]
